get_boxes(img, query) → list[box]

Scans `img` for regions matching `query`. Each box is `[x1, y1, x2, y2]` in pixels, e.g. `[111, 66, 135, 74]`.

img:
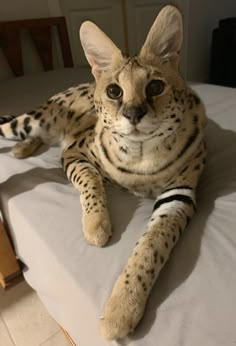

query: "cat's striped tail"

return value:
[0, 113, 41, 141]
[0, 115, 15, 125]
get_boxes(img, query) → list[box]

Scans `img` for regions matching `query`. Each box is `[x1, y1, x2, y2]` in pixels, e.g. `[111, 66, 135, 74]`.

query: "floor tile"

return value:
[0, 281, 59, 346]
[40, 330, 70, 345]
[0, 314, 15, 346]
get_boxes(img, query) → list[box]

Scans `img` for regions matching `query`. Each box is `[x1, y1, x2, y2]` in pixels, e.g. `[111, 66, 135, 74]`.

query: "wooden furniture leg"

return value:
[60, 326, 76, 346]
[0, 217, 22, 289]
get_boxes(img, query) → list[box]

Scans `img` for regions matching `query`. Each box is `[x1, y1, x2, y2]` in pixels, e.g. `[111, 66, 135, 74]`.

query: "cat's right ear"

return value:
[139, 5, 183, 68]
[80, 21, 122, 80]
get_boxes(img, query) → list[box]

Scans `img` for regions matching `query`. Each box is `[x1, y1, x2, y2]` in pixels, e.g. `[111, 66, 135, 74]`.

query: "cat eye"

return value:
[106, 84, 123, 99]
[146, 80, 165, 97]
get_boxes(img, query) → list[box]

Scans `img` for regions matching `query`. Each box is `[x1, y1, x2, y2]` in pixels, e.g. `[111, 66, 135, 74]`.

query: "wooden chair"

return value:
[0, 16, 74, 289]
[0, 17, 75, 345]
[0, 16, 73, 76]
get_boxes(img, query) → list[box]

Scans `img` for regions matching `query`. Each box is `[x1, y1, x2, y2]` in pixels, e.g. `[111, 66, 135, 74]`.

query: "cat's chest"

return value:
[101, 166, 164, 198]
[87, 137, 167, 197]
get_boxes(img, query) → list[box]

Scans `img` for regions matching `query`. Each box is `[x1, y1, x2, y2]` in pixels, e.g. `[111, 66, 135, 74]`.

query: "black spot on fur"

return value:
[67, 111, 75, 120]
[0, 115, 14, 124]
[193, 114, 198, 123]
[34, 112, 42, 120]
[119, 146, 128, 154]
[0, 127, 5, 137]
[195, 150, 202, 159]
[77, 85, 89, 91]
[20, 132, 26, 140]
[65, 92, 73, 97]
[67, 141, 77, 150]
[80, 90, 88, 97]
[142, 283, 147, 291]
[154, 251, 158, 263]
[179, 227, 183, 237]
[178, 128, 199, 158]
[78, 137, 86, 148]
[40, 119, 45, 127]
[28, 110, 36, 115]
[10, 119, 18, 136]
[24, 117, 32, 134]
[180, 165, 189, 174]
[192, 94, 200, 105]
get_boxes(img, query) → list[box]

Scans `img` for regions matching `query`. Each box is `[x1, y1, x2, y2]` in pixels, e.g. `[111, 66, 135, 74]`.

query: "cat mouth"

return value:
[117, 125, 158, 139]
[125, 128, 153, 140]
[131, 129, 142, 135]
[125, 128, 146, 137]
[131, 127, 157, 136]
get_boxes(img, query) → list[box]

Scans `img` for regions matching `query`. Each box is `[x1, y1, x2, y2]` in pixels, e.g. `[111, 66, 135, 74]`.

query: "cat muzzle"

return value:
[122, 104, 147, 125]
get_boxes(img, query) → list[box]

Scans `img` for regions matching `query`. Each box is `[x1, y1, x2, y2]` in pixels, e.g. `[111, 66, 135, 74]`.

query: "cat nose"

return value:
[122, 104, 147, 125]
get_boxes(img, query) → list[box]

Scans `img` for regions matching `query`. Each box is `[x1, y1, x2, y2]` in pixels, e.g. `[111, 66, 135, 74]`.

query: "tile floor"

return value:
[0, 280, 69, 346]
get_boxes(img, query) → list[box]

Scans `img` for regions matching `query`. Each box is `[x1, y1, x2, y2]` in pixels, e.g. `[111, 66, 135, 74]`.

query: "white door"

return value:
[124, 0, 188, 77]
[58, 0, 125, 68]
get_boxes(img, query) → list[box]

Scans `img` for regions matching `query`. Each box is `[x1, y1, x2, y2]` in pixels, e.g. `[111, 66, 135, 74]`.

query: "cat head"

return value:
[80, 5, 185, 142]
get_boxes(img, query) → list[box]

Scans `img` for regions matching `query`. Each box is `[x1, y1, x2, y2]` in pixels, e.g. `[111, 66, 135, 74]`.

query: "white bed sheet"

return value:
[0, 69, 236, 346]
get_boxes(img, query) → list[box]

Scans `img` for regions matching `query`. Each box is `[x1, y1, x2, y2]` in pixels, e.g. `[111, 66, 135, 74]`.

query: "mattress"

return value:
[0, 68, 236, 346]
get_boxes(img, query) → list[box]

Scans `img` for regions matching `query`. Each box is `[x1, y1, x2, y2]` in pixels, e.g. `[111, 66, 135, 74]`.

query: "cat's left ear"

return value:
[139, 5, 183, 67]
[80, 21, 122, 80]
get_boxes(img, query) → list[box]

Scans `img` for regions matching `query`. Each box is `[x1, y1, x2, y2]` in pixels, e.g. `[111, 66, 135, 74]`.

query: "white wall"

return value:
[187, 0, 236, 82]
[1, 0, 236, 82]
[0, 0, 50, 21]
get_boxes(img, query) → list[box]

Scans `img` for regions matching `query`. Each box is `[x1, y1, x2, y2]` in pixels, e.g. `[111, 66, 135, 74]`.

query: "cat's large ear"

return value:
[139, 5, 183, 67]
[80, 21, 122, 80]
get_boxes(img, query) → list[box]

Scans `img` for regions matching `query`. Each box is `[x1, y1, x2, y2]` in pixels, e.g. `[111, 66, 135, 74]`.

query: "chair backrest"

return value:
[0, 17, 73, 76]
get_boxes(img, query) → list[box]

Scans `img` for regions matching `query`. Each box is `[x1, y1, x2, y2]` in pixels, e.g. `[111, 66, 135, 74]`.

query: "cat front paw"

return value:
[83, 211, 112, 247]
[100, 280, 146, 340]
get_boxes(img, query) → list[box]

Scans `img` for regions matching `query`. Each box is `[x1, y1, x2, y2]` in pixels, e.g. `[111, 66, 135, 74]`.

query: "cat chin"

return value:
[120, 129, 157, 142]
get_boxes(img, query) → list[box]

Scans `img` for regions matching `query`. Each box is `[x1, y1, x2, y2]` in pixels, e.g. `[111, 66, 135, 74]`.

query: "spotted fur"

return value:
[0, 6, 207, 340]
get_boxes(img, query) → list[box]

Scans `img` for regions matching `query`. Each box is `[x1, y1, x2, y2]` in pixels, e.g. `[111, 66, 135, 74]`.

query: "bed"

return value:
[1, 18, 236, 346]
